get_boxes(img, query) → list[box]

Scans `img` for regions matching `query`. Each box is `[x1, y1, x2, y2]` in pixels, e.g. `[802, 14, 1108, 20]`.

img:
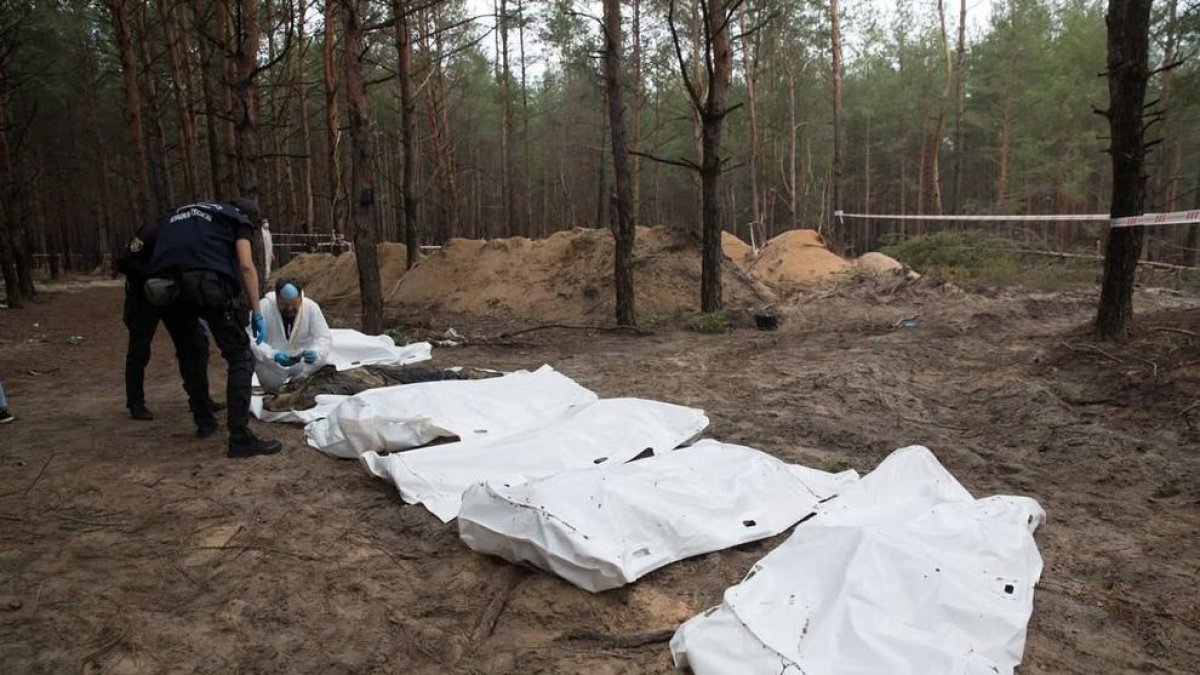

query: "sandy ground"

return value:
[1, 279, 1198, 674]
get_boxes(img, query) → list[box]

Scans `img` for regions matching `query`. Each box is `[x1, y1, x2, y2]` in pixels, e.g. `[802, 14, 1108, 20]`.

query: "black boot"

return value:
[129, 404, 154, 421]
[228, 429, 283, 458]
[196, 418, 220, 439]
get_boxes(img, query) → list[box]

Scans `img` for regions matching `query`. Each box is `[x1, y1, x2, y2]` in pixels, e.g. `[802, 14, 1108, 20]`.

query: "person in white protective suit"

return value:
[252, 278, 332, 393]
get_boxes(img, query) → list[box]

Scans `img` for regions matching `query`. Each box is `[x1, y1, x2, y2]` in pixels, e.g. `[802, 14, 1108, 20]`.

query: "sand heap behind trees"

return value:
[387, 226, 775, 321]
[272, 243, 409, 300]
[746, 229, 853, 291]
[273, 228, 907, 321]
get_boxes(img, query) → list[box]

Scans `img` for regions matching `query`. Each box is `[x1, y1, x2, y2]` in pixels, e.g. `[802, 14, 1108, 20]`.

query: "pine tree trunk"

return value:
[829, 0, 844, 246]
[700, 0, 733, 313]
[324, 0, 345, 235]
[81, 47, 114, 269]
[741, 6, 760, 227]
[159, 0, 199, 200]
[928, 0, 951, 216]
[214, 0, 239, 196]
[192, 0, 225, 197]
[631, 0, 643, 224]
[392, 0, 419, 268]
[134, 3, 175, 212]
[343, 0, 383, 334]
[0, 89, 24, 307]
[233, 0, 266, 283]
[498, 0, 516, 236]
[296, 0, 316, 234]
[1094, 0, 1152, 341]
[997, 93, 1011, 209]
[951, 0, 966, 213]
[424, 5, 459, 244]
[518, 0, 533, 233]
[106, 0, 153, 221]
[604, 0, 636, 326]
[788, 70, 797, 230]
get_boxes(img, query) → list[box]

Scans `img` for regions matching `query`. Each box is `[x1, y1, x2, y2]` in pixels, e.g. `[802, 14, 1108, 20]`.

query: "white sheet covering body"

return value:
[250, 331, 432, 423]
[305, 365, 597, 458]
[670, 446, 1046, 675]
[323, 329, 432, 372]
[362, 398, 710, 522]
[458, 440, 859, 593]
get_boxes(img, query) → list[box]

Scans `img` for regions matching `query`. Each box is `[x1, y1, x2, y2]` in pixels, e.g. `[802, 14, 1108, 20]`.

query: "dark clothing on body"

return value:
[118, 219, 210, 419]
[150, 202, 256, 438]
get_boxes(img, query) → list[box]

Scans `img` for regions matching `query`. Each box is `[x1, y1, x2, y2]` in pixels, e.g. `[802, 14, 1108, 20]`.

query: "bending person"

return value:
[253, 279, 332, 393]
[149, 198, 281, 458]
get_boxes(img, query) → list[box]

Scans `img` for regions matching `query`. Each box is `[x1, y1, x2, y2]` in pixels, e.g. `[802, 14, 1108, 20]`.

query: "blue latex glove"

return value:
[302, 349, 318, 364]
[274, 351, 294, 366]
[251, 312, 267, 345]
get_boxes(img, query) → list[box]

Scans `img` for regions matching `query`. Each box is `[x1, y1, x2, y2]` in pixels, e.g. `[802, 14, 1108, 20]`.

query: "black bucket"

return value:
[754, 313, 779, 331]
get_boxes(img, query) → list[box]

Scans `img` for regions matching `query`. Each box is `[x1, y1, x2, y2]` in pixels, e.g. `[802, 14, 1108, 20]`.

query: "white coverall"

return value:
[262, 220, 274, 279]
[252, 292, 333, 393]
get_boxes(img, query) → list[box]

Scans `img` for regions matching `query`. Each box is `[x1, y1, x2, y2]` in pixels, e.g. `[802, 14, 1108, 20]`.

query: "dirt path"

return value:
[1, 282, 1198, 674]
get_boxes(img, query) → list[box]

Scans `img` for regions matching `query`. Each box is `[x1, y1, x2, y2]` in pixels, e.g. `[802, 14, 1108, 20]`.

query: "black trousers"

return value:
[124, 282, 211, 423]
[168, 271, 255, 437]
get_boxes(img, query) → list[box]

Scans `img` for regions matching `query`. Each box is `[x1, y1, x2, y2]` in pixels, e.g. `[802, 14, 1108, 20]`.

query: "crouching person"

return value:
[253, 279, 332, 393]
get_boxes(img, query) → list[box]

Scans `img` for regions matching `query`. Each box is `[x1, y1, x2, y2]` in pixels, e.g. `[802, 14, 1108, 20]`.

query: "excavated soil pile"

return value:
[273, 243, 409, 300]
[721, 231, 754, 271]
[389, 226, 775, 321]
[747, 229, 852, 291]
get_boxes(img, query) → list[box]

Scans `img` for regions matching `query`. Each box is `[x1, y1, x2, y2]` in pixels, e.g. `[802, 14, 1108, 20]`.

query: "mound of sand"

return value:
[747, 229, 851, 291]
[722, 232, 754, 271]
[855, 252, 906, 276]
[273, 243, 410, 300]
[389, 226, 775, 321]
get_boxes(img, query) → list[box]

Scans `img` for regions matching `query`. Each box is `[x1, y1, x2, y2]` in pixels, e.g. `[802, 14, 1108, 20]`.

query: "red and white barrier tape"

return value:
[834, 209, 1200, 228]
[1110, 209, 1200, 228]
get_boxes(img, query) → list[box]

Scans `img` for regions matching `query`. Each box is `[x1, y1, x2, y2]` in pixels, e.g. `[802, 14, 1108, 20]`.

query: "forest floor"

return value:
[1, 279, 1198, 674]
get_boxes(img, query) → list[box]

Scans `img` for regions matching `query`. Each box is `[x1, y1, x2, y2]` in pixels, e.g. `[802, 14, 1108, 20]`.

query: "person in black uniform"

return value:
[117, 220, 216, 422]
[149, 198, 282, 458]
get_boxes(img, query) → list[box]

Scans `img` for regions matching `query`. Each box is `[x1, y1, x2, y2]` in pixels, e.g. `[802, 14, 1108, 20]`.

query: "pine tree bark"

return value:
[392, 0, 419, 268]
[1094, 0, 1152, 341]
[216, 0, 240, 195]
[829, 0, 844, 246]
[232, 0, 267, 283]
[951, 0, 966, 213]
[631, 0, 643, 223]
[498, 0, 516, 236]
[927, 0, 952, 216]
[423, 5, 460, 243]
[134, 2, 175, 212]
[996, 93, 1011, 209]
[159, 0, 199, 200]
[291, 0, 315, 233]
[604, 0, 636, 326]
[0, 87, 24, 307]
[192, 0, 225, 197]
[323, 0, 345, 235]
[106, 0, 153, 221]
[342, 0, 383, 334]
[741, 5, 760, 227]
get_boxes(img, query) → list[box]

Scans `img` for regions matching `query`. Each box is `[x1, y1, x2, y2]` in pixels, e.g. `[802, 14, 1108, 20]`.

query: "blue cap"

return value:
[279, 283, 300, 300]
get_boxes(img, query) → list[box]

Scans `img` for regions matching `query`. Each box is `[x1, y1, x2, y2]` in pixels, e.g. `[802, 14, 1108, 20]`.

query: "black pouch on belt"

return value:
[143, 277, 180, 307]
[179, 270, 234, 310]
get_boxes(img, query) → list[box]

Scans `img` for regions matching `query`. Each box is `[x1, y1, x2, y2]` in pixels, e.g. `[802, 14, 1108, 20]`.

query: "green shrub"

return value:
[687, 310, 731, 334]
[882, 231, 1021, 283]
